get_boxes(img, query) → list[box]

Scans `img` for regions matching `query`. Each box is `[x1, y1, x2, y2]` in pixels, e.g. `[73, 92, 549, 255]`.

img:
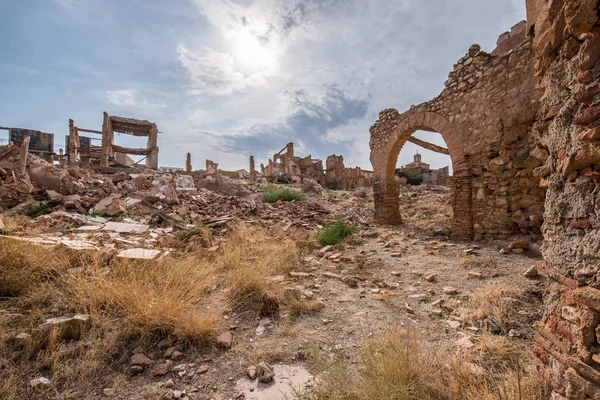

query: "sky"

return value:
[0, 0, 525, 172]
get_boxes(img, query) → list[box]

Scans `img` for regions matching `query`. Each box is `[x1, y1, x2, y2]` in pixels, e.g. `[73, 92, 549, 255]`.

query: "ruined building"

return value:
[259, 142, 374, 189]
[396, 152, 450, 186]
[371, 0, 600, 397]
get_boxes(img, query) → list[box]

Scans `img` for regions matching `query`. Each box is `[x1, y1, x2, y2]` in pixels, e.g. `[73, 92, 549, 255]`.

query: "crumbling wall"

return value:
[527, 0, 600, 398]
[370, 21, 546, 239]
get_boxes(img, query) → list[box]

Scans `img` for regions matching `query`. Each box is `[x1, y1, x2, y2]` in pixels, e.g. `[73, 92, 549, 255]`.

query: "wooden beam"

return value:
[75, 127, 103, 135]
[406, 136, 450, 155]
[111, 144, 152, 156]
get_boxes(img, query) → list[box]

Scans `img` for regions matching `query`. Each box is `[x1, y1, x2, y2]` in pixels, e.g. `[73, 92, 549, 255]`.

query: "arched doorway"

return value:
[370, 111, 473, 238]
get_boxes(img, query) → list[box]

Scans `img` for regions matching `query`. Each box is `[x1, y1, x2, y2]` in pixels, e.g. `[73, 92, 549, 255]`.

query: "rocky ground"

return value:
[0, 151, 547, 399]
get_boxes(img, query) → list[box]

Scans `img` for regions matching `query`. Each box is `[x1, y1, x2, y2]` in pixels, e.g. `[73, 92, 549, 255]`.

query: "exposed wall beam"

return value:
[406, 136, 450, 155]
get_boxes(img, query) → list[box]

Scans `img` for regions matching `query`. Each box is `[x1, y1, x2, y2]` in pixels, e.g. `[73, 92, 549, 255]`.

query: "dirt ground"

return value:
[0, 184, 547, 400]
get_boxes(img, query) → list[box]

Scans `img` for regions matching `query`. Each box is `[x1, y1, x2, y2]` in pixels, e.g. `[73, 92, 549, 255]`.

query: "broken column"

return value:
[186, 153, 192, 172]
[249, 155, 256, 180]
[18, 135, 30, 175]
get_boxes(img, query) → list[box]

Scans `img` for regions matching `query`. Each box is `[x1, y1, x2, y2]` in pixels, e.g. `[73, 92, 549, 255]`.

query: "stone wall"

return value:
[369, 23, 546, 239]
[527, 0, 600, 398]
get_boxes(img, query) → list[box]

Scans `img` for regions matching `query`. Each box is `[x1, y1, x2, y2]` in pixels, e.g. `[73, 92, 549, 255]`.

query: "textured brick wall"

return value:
[527, 0, 600, 397]
[370, 26, 546, 239]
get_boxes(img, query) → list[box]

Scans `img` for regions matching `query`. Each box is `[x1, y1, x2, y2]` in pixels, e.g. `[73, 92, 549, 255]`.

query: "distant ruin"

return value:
[396, 152, 450, 186]
[258, 142, 374, 190]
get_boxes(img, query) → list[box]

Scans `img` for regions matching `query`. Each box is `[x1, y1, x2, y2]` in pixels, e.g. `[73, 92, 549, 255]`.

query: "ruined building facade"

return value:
[259, 142, 374, 189]
[370, 0, 600, 397]
[396, 152, 450, 186]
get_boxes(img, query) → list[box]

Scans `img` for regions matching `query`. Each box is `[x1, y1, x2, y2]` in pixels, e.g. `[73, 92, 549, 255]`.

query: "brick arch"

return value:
[370, 111, 473, 238]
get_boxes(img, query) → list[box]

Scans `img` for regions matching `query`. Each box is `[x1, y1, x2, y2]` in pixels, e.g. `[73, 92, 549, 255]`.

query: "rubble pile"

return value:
[0, 144, 374, 258]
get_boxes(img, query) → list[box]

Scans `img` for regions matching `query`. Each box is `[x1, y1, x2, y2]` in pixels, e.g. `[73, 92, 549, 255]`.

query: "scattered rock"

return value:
[30, 377, 50, 388]
[247, 365, 257, 380]
[344, 276, 359, 288]
[171, 350, 184, 361]
[260, 291, 280, 316]
[103, 388, 116, 397]
[152, 361, 173, 376]
[481, 318, 502, 334]
[383, 280, 400, 289]
[508, 240, 530, 250]
[129, 365, 144, 374]
[523, 266, 539, 278]
[130, 353, 154, 367]
[443, 286, 458, 295]
[164, 379, 175, 388]
[38, 314, 91, 341]
[430, 308, 443, 317]
[405, 303, 415, 314]
[216, 331, 233, 349]
[425, 274, 437, 282]
[467, 271, 482, 279]
[197, 365, 209, 375]
[256, 361, 275, 383]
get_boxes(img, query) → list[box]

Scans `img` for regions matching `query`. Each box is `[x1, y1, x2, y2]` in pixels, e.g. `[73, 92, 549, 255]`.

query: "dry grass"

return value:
[217, 225, 298, 306]
[0, 225, 303, 398]
[298, 329, 544, 400]
[461, 284, 525, 332]
[70, 255, 223, 341]
[0, 238, 66, 297]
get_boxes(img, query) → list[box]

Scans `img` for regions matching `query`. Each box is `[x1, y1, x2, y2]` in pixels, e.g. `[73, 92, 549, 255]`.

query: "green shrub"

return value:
[23, 203, 53, 218]
[397, 171, 424, 186]
[262, 185, 306, 203]
[317, 220, 358, 246]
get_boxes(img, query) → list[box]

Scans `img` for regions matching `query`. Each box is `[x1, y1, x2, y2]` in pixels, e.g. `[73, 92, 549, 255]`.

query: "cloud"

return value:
[105, 89, 166, 111]
[177, 45, 273, 95]
[204, 84, 369, 160]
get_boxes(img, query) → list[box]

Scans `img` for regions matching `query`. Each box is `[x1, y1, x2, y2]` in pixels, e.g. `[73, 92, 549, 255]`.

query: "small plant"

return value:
[262, 184, 306, 203]
[317, 220, 358, 246]
[91, 210, 126, 221]
[23, 203, 53, 218]
[397, 171, 424, 186]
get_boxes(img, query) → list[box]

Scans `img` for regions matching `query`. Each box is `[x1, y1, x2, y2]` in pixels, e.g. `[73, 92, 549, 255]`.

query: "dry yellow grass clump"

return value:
[0, 238, 66, 297]
[217, 225, 299, 306]
[70, 255, 223, 341]
[0, 225, 304, 398]
[299, 329, 544, 400]
[462, 284, 526, 332]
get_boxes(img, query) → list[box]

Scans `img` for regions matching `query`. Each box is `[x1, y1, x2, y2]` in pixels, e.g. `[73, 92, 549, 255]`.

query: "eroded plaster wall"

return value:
[369, 22, 546, 239]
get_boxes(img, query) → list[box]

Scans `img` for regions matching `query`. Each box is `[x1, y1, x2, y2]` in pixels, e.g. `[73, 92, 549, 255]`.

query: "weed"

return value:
[23, 202, 53, 218]
[262, 184, 306, 203]
[297, 329, 544, 400]
[317, 220, 358, 246]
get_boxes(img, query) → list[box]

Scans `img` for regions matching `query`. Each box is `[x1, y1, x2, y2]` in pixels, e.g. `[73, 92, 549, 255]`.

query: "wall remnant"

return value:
[260, 142, 373, 189]
[101, 112, 159, 169]
[369, 21, 546, 239]
[525, 0, 600, 398]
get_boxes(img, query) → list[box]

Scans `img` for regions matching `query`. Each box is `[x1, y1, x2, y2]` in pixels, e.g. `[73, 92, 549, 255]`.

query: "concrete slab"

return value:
[102, 221, 149, 234]
[117, 248, 161, 260]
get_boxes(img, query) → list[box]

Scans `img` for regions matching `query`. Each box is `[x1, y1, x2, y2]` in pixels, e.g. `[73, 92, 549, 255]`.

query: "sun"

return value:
[232, 29, 278, 72]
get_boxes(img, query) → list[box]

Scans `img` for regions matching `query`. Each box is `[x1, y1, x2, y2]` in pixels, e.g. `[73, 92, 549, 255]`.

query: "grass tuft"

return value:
[297, 329, 543, 400]
[262, 184, 306, 203]
[0, 238, 65, 297]
[317, 220, 358, 246]
[217, 225, 298, 306]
